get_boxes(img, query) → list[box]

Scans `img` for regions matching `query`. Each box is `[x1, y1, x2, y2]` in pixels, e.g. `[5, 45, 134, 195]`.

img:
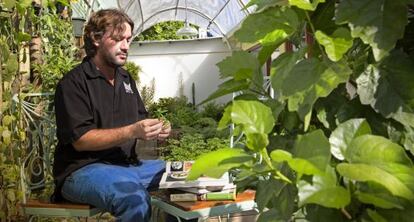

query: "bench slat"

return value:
[22, 199, 94, 209]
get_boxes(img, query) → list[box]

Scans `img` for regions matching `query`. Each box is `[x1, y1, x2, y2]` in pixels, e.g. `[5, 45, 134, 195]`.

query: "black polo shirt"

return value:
[52, 58, 148, 201]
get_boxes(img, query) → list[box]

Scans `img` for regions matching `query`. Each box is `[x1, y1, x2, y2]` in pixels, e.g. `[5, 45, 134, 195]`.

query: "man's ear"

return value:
[91, 32, 101, 47]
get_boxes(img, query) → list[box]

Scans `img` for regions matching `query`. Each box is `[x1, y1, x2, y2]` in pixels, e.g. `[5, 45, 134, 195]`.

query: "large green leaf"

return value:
[257, 208, 283, 222]
[329, 118, 371, 160]
[187, 148, 253, 180]
[256, 178, 285, 211]
[282, 58, 322, 96]
[346, 135, 413, 166]
[367, 209, 387, 222]
[356, 62, 414, 128]
[258, 29, 288, 65]
[199, 79, 250, 105]
[298, 167, 350, 208]
[217, 51, 259, 80]
[246, 133, 269, 151]
[294, 130, 331, 173]
[217, 104, 232, 130]
[271, 49, 306, 95]
[3, 0, 16, 9]
[315, 28, 353, 62]
[337, 163, 414, 200]
[289, 0, 325, 11]
[355, 191, 404, 209]
[336, 0, 408, 61]
[284, 59, 351, 118]
[231, 100, 275, 134]
[235, 6, 299, 43]
[244, 0, 288, 12]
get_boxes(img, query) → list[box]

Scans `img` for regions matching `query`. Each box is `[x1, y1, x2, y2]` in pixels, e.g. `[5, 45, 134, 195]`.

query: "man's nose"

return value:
[120, 39, 130, 51]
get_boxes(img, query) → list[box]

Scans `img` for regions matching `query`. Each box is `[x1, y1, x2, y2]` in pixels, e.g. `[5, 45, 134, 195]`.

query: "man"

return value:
[53, 9, 170, 221]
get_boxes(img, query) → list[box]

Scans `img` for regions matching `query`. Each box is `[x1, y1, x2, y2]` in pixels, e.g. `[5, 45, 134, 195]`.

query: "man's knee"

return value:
[112, 186, 151, 221]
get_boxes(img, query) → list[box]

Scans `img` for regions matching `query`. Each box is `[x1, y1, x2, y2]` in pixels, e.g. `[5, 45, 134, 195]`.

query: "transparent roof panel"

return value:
[116, 0, 251, 37]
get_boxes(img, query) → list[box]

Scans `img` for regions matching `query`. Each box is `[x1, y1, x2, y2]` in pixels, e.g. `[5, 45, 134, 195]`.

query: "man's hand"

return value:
[131, 118, 164, 140]
[157, 121, 171, 140]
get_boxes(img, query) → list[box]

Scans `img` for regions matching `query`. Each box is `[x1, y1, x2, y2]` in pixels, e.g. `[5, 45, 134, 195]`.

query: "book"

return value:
[158, 161, 231, 189]
[176, 183, 236, 194]
[170, 190, 236, 202]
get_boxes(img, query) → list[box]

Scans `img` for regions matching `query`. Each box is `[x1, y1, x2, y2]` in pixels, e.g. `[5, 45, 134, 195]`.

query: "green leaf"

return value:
[271, 49, 306, 95]
[231, 100, 275, 134]
[246, 133, 269, 151]
[356, 55, 414, 128]
[289, 0, 325, 11]
[282, 58, 322, 96]
[235, 6, 299, 43]
[329, 118, 371, 160]
[367, 209, 387, 222]
[217, 51, 259, 80]
[288, 158, 322, 175]
[187, 148, 253, 180]
[285, 59, 351, 119]
[346, 135, 413, 166]
[257, 208, 283, 222]
[336, 0, 408, 61]
[217, 104, 232, 130]
[3, 0, 15, 9]
[6, 53, 18, 77]
[256, 178, 285, 212]
[200, 79, 250, 105]
[17, 31, 31, 42]
[244, 0, 288, 12]
[315, 28, 353, 62]
[337, 163, 414, 200]
[270, 149, 292, 162]
[355, 191, 404, 209]
[258, 29, 288, 65]
[1, 115, 15, 126]
[294, 130, 331, 173]
[298, 167, 350, 208]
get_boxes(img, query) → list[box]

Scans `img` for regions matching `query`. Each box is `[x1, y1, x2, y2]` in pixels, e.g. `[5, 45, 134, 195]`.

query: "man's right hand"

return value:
[131, 118, 164, 140]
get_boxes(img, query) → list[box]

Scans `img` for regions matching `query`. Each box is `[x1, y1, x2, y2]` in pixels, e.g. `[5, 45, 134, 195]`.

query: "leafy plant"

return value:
[135, 21, 198, 41]
[188, 1, 414, 221]
[160, 133, 228, 161]
[123, 61, 141, 82]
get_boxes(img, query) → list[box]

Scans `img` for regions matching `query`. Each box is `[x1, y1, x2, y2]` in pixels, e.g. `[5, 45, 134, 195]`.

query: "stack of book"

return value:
[158, 161, 236, 202]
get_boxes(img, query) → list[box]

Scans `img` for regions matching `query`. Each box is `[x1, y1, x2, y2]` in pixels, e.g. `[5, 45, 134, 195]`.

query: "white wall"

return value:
[128, 37, 232, 105]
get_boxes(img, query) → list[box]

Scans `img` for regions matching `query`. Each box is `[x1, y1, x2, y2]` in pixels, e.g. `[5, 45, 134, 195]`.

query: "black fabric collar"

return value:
[82, 57, 128, 79]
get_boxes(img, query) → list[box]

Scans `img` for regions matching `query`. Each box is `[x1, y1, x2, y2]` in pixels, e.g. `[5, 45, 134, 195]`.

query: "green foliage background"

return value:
[189, 0, 414, 221]
[135, 21, 198, 41]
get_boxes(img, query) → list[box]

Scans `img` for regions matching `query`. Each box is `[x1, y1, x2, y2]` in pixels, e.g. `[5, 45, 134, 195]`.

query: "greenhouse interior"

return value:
[1, 0, 414, 221]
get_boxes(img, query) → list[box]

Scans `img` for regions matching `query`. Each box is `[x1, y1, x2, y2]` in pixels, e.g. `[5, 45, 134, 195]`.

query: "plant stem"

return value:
[341, 208, 352, 220]
[304, 11, 327, 59]
[259, 148, 292, 183]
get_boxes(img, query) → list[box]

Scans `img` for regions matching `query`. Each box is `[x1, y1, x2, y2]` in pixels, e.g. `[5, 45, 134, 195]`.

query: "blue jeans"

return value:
[61, 160, 165, 222]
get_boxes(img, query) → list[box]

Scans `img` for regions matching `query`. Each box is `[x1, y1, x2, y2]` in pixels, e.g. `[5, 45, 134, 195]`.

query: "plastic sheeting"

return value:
[116, 0, 251, 37]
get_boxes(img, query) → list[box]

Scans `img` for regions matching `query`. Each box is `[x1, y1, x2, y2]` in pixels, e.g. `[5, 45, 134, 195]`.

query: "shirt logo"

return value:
[123, 82, 134, 94]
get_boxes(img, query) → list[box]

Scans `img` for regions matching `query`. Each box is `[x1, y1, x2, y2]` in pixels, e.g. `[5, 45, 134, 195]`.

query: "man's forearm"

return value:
[73, 125, 134, 151]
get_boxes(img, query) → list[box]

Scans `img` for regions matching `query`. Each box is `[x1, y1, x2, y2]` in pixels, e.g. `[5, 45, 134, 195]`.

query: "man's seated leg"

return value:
[61, 162, 154, 222]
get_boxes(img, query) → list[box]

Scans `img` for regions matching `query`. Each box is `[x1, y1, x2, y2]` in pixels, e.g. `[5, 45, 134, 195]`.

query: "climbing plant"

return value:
[0, 0, 75, 220]
[189, 0, 414, 221]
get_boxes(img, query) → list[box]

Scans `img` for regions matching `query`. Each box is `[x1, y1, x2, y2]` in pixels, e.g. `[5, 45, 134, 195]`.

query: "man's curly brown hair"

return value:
[83, 9, 134, 57]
